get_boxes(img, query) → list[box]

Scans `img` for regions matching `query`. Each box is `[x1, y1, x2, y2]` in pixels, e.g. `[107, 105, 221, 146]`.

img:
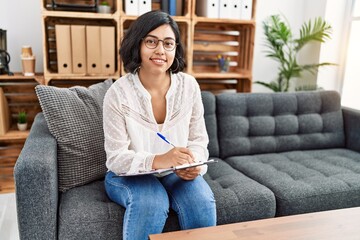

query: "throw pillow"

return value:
[35, 79, 113, 192]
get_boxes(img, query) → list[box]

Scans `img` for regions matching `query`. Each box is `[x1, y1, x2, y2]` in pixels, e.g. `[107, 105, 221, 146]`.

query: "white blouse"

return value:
[103, 72, 209, 176]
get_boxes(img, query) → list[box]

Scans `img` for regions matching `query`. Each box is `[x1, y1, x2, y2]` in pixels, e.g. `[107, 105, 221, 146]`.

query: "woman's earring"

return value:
[134, 66, 141, 74]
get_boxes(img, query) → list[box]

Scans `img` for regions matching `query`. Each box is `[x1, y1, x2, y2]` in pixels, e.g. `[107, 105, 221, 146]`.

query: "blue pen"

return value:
[157, 132, 176, 148]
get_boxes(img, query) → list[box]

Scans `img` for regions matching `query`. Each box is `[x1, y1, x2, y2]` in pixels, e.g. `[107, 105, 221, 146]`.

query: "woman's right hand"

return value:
[152, 147, 194, 170]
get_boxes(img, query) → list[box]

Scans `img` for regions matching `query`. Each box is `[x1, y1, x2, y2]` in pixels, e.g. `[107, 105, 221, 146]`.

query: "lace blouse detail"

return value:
[103, 72, 209, 175]
[131, 74, 153, 120]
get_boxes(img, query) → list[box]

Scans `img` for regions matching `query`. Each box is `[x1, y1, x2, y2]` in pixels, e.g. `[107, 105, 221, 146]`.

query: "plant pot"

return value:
[17, 123, 27, 131]
[97, 5, 111, 13]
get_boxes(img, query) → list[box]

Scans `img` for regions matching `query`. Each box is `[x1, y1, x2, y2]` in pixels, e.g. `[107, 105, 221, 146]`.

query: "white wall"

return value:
[0, 0, 43, 73]
[317, 0, 350, 92]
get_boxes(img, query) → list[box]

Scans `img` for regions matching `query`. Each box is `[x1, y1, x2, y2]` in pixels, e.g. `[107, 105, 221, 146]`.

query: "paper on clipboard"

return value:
[112, 159, 218, 177]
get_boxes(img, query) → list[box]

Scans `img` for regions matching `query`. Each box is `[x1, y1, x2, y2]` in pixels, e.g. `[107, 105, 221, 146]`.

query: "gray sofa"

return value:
[15, 89, 360, 239]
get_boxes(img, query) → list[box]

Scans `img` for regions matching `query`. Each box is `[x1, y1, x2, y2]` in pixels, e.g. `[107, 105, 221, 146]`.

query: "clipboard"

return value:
[112, 159, 218, 177]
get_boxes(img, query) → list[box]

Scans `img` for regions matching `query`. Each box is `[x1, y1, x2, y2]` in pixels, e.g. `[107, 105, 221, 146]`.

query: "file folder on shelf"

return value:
[196, 0, 219, 18]
[219, 0, 230, 19]
[169, 0, 176, 16]
[176, 0, 183, 16]
[230, 0, 241, 19]
[241, 0, 253, 20]
[71, 25, 87, 74]
[55, 24, 72, 74]
[100, 26, 115, 75]
[86, 26, 102, 74]
[161, 0, 169, 13]
[138, 0, 151, 15]
[124, 0, 138, 15]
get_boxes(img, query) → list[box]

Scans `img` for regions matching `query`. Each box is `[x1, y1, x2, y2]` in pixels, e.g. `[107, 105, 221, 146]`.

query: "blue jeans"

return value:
[105, 171, 216, 240]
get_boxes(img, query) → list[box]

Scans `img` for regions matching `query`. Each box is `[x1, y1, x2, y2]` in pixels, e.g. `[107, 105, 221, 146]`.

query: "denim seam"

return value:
[107, 180, 133, 240]
[166, 190, 187, 229]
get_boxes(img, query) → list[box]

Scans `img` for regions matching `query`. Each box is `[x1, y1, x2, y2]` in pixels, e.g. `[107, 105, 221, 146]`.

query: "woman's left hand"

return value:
[175, 166, 201, 180]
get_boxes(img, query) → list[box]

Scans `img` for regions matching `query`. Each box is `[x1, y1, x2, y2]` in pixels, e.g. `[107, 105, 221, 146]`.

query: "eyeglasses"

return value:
[142, 36, 178, 51]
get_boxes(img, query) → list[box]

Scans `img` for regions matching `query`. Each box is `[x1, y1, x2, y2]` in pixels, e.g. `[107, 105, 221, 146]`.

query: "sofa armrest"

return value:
[342, 107, 360, 152]
[14, 113, 58, 240]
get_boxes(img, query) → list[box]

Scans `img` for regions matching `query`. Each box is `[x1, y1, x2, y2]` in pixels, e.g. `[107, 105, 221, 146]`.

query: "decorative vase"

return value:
[97, 5, 111, 13]
[17, 123, 27, 131]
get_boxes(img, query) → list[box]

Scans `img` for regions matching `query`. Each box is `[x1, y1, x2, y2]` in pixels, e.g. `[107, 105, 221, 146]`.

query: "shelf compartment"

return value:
[42, 17, 119, 78]
[192, 0, 257, 20]
[42, 0, 118, 15]
[191, 21, 255, 77]
[193, 70, 251, 79]
[119, 0, 191, 18]
[0, 74, 41, 133]
[196, 77, 251, 93]
[197, 79, 238, 94]
[47, 78, 112, 88]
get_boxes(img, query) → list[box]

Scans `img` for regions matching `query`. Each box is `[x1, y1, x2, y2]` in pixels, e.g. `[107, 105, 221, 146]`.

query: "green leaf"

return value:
[300, 62, 337, 75]
[295, 17, 332, 51]
[18, 111, 27, 124]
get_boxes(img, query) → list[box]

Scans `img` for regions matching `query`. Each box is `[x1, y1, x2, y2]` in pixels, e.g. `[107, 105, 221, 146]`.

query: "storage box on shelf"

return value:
[0, 73, 42, 193]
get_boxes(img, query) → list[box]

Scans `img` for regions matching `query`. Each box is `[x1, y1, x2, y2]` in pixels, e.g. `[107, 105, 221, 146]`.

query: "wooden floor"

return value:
[0, 177, 15, 194]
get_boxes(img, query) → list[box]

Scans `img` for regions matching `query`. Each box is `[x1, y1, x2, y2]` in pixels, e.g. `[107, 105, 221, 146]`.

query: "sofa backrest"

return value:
[215, 91, 345, 159]
[202, 91, 219, 157]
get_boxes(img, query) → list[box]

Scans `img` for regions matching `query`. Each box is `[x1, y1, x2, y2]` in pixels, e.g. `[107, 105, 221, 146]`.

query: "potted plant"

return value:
[255, 15, 335, 92]
[17, 111, 27, 131]
[97, 1, 111, 13]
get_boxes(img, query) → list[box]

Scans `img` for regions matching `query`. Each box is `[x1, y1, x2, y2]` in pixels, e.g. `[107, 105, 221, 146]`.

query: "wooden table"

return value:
[149, 207, 360, 240]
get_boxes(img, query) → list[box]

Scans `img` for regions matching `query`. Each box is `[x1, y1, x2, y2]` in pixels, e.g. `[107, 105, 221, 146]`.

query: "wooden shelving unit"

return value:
[0, 73, 41, 193]
[40, 0, 256, 92]
[0, 130, 30, 142]
[190, 0, 257, 93]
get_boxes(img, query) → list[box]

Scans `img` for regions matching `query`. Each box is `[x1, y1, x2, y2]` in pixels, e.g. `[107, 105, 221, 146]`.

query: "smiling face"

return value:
[140, 24, 176, 75]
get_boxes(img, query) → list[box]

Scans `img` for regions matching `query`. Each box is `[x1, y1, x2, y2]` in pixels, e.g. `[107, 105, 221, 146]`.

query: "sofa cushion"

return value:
[35, 79, 113, 192]
[216, 91, 345, 158]
[225, 148, 360, 216]
[58, 181, 123, 239]
[201, 91, 219, 157]
[59, 180, 182, 239]
[204, 158, 276, 224]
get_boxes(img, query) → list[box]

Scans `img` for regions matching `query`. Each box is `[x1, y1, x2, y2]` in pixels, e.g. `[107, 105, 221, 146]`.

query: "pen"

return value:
[157, 132, 176, 148]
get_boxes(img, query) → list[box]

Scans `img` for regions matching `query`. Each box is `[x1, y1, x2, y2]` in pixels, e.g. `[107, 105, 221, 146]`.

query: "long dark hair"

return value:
[120, 10, 185, 73]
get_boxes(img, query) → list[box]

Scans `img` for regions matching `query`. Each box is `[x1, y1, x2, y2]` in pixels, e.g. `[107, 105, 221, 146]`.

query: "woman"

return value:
[103, 10, 216, 240]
